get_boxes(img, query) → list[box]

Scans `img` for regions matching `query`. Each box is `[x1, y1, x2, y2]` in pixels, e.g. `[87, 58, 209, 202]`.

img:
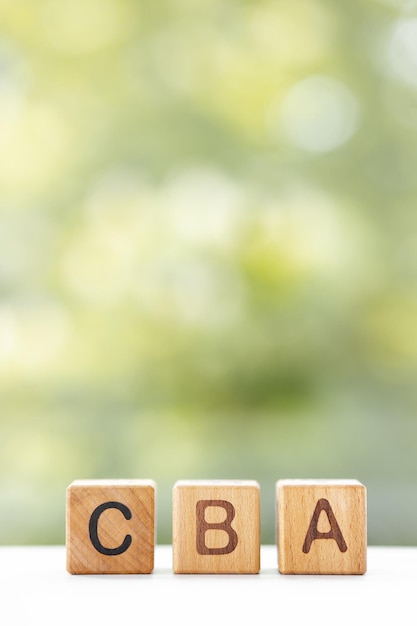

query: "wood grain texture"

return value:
[276, 479, 367, 575]
[66, 479, 155, 574]
[172, 480, 260, 574]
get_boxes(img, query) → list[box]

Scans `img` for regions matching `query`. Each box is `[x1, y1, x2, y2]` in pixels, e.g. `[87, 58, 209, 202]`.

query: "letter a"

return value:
[196, 500, 238, 555]
[302, 498, 348, 554]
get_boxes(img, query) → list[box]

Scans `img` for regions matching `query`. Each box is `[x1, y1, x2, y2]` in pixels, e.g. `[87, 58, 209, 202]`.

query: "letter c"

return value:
[89, 501, 132, 556]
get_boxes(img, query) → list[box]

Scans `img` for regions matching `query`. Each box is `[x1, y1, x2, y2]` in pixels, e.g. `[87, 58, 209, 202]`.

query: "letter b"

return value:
[172, 480, 261, 573]
[196, 500, 238, 555]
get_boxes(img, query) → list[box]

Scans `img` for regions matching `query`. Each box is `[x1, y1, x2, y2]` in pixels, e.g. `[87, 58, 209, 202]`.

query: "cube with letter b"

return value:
[66, 479, 156, 574]
[172, 480, 260, 574]
[276, 479, 367, 574]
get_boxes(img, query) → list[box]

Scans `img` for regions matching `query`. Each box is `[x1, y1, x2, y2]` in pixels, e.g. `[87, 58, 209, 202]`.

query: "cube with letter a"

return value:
[172, 480, 260, 574]
[276, 479, 367, 575]
[66, 479, 155, 574]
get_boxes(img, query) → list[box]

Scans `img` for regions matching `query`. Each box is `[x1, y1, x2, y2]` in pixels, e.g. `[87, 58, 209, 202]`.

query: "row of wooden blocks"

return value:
[66, 479, 367, 575]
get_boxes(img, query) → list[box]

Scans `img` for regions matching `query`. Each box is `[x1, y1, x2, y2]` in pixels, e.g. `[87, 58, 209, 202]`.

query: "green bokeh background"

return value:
[2, 0, 417, 545]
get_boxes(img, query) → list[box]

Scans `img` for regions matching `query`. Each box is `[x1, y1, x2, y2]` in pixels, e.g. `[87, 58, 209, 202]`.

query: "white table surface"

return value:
[2, 546, 416, 625]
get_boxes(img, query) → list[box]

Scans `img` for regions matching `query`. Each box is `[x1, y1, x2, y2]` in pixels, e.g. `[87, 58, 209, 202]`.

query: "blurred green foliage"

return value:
[2, 0, 417, 545]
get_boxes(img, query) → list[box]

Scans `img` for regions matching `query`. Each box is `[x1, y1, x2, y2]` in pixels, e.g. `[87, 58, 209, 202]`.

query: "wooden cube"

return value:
[172, 480, 260, 574]
[66, 479, 155, 574]
[276, 479, 367, 575]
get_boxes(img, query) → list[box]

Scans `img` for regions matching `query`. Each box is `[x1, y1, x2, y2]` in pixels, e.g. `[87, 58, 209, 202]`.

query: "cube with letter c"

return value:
[66, 479, 155, 574]
[172, 480, 260, 574]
